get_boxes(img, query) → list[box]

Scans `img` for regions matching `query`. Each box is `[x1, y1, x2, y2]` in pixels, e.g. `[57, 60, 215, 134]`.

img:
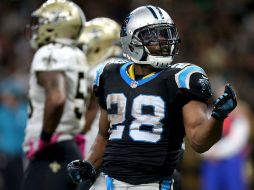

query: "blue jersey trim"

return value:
[175, 65, 206, 89]
[160, 179, 172, 190]
[106, 175, 114, 190]
[120, 62, 162, 87]
[94, 64, 106, 86]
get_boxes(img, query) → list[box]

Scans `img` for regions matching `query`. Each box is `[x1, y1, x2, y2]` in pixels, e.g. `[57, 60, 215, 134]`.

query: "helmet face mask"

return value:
[120, 5, 181, 69]
[135, 24, 180, 57]
[28, 0, 86, 49]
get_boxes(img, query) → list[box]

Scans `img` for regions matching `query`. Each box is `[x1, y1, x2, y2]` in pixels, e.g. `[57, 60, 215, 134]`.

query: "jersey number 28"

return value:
[107, 93, 165, 143]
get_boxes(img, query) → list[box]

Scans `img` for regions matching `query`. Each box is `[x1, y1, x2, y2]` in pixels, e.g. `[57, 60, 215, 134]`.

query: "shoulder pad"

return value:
[94, 57, 130, 87]
[31, 43, 86, 72]
[174, 63, 206, 89]
[170, 62, 192, 70]
[102, 57, 129, 65]
[94, 66, 104, 87]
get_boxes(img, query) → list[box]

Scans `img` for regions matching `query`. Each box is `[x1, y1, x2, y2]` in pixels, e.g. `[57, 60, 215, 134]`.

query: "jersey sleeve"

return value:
[93, 58, 128, 110]
[175, 64, 212, 103]
[93, 64, 107, 109]
[31, 44, 85, 72]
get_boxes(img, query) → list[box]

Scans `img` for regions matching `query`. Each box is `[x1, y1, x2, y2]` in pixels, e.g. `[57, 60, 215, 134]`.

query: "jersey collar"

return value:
[120, 62, 162, 88]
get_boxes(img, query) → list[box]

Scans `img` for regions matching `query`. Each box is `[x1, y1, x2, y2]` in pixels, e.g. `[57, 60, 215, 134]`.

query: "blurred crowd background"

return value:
[0, 0, 253, 190]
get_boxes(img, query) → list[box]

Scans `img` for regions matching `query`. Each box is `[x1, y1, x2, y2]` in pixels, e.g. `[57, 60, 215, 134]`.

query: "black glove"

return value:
[67, 160, 96, 184]
[211, 83, 237, 120]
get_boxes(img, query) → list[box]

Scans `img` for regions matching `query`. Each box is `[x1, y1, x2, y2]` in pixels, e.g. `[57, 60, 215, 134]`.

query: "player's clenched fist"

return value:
[212, 83, 237, 120]
[67, 160, 96, 184]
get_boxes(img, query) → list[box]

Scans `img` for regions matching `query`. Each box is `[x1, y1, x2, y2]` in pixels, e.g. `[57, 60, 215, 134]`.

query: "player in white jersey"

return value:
[77, 17, 122, 157]
[74, 17, 122, 190]
[21, 1, 89, 190]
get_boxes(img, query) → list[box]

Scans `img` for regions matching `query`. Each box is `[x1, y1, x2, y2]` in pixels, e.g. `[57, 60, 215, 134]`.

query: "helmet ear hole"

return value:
[45, 37, 50, 44]
[129, 45, 134, 52]
[47, 28, 53, 32]
[140, 50, 147, 61]
[94, 48, 100, 53]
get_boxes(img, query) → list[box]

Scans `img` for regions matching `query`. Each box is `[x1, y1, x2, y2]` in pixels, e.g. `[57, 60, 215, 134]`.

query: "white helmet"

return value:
[120, 5, 180, 69]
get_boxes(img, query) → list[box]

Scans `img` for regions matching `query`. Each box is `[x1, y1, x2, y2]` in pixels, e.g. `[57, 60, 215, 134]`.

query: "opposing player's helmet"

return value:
[120, 5, 181, 69]
[29, 0, 86, 49]
[78, 17, 121, 66]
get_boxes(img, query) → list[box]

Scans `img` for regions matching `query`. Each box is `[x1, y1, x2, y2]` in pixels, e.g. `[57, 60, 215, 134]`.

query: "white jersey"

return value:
[23, 43, 90, 153]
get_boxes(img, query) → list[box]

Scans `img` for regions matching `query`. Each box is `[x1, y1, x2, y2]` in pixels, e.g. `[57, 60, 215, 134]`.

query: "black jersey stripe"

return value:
[155, 7, 164, 19]
[147, 6, 158, 19]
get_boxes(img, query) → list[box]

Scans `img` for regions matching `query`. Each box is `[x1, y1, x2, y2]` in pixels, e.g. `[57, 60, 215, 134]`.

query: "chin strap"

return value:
[123, 53, 173, 69]
[146, 55, 173, 69]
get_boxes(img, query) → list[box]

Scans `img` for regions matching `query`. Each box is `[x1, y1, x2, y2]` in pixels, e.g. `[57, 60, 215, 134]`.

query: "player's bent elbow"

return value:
[189, 142, 211, 153]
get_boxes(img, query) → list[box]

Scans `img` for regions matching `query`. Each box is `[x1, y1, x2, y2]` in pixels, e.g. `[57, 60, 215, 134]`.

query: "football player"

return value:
[21, 1, 90, 190]
[76, 16, 184, 190]
[67, 5, 237, 190]
[77, 17, 122, 155]
[74, 17, 122, 190]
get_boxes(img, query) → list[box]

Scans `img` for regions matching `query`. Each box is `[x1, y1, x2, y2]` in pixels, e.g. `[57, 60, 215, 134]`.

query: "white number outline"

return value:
[107, 93, 126, 140]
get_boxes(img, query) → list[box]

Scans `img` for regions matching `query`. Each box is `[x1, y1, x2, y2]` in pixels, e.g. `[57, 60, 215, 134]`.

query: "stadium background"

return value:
[0, 0, 253, 189]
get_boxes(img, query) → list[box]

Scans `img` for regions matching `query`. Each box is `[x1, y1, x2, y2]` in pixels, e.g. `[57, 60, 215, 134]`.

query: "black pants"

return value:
[21, 140, 82, 190]
[0, 154, 23, 190]
[172, 169, 182, 190]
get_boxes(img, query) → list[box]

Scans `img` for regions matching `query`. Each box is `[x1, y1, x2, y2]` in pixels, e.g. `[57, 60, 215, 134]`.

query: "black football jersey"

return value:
[94, 60, 211, 184]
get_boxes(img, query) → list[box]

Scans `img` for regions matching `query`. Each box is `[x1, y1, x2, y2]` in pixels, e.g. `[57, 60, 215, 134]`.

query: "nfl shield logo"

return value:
[130, 81, 138, 88]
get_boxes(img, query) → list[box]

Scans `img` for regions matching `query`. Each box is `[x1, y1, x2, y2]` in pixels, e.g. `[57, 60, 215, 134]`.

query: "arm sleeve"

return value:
[175, 65, 212, 104]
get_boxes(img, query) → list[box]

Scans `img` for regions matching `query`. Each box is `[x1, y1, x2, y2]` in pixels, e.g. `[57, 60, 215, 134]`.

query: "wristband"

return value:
[85, 161, 97, 183]
[40, 129, 53, 142]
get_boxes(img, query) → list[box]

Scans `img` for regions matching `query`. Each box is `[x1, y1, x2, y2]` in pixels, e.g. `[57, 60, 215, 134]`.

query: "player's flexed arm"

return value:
[37, 71, 67, 141]
[67, 108, 110, 184]
[183, 84, 237, 153]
